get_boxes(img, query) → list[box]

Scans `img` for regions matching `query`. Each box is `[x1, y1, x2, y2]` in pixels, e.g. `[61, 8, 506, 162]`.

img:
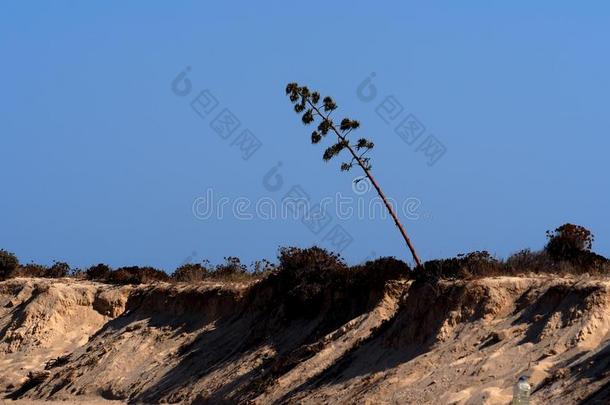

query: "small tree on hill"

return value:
[86, 263, 111, 280]
[0, 249, 19, 280]
[47, 261, 70, 278]
[285, 83, 422, 267]
[545, 223, 594, 262]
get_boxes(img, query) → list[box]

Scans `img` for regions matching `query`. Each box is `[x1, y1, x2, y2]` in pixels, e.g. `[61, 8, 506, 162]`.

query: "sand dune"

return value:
[2, 275, 610, 404]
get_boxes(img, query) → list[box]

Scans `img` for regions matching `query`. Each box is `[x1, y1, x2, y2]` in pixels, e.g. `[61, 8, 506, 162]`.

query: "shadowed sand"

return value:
[2, 275, 610, 404]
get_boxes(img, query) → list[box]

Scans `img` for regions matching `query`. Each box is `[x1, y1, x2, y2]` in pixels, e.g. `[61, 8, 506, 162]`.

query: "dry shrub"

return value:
[504, 248, 608, 276]
[172, 263, 208, 282]
[106, 266, 170, 285]
[2, 223, 607, 287]
[505, 249, 552, 273]
[46, 261, 70, 278]
[353, 256, 410, 285]
[13, 263, 47, 278]
[208, 257, 249, 281]
[172, 258, 271, 283]
[545, 223, 594, 261]
[415, 251, 502, 281]
[5, 261, 70, 279]
[252, 247, 407, 319]
[575, 251, 609, 274]
[0, 249, 19, 280]
[86, 263, 111, 280]
[418, 247, 609, 281]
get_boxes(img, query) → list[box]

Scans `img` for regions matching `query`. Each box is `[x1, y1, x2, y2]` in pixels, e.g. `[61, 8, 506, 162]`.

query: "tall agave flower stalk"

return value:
[285, 82, 422, 268]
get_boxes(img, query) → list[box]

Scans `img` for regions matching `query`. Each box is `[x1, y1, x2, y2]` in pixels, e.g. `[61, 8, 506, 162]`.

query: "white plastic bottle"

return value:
[512, 376, 531, 404]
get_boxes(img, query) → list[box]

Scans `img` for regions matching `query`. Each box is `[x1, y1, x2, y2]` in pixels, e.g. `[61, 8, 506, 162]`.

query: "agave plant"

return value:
[285, 82, 422, 268]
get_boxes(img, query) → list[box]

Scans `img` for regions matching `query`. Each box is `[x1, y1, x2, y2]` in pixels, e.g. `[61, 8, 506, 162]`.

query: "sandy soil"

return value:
[2, 275, 610, 404]
[1, 400, 123, 404]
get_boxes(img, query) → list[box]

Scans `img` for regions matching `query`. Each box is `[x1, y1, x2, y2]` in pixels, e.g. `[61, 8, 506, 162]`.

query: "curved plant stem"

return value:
[306, 100, 423, 268]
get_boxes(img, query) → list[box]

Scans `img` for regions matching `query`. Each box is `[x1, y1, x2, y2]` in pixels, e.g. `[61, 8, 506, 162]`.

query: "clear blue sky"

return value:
[1, 2, 609, 271]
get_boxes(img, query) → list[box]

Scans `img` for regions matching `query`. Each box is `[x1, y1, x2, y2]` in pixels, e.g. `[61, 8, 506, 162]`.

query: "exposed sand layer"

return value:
[2, 275, 610, 404]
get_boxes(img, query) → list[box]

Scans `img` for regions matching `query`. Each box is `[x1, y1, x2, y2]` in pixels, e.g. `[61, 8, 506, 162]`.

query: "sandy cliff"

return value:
[1, 275, 610, 404]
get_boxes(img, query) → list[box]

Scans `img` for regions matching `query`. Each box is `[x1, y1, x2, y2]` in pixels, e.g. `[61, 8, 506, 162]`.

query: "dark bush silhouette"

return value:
[86, 263, 112, 280]
[259, 246, 349, 318]
[541, 224, 609, 273]
[254, 247, 407, 319]
[172, 263, 209, 282]
[14, 263, 48, 278]
[569, 250, 608, 273]
[460, 251, 502, 277]
[545, 223, 594, 262]
[172, 258, 271, 282]
[251, 259, 275, 275]
[416, 251, 501, 281]
[355, 256, 410, 284]
[0, 249, 19, 280]
[207, 257, 251, 281]
[1, 223, 608, 286]
[504, 248, 610, 276]
[415, 246, 609, 281]
[105, 268, 133, 284]
[46, 261, 70, 278]
[70, 268, 85, 278]
[504, 249, 552, 273]
[105, 266, 170, 285]
[417, 257, 460, 281]
[277, 246, 346, 276]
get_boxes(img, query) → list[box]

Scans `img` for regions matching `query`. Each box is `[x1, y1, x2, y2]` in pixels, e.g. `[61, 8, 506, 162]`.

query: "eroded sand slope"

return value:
[2, 275, 610, 404]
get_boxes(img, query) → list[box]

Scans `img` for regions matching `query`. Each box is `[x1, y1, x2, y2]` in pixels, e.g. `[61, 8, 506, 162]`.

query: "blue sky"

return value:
[1, 2, 609, 270]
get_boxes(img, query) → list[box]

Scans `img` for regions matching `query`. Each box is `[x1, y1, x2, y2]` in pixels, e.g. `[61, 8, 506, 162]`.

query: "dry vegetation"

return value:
[1, 224, 608, 288]
[0, 224, 610, 404]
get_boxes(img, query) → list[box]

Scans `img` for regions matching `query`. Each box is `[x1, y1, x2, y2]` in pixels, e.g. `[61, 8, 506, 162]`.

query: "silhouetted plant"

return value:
[172, 262, 209, 282]
[70, 268, 85, 278]
[106, 266, 170, 285]
[251, 259, 275, 276]
[17, 263, 48, 278]
[545, 223, 594, 262]
[207, 257, 251, 281]
[416, 257, 461, 281]
[46, 261, 70, 278]
[251, 247, 407, 320]
[416, 251, 501, 280]
[277, 246, 346, 276]
[85, 263, 112, 280]
[354, 257, 410, 284]
[460, 251, 502, 277]
[568, 250, 608, 274]
[0, 250, 19, 280]
[505, 249, 552, 274]
[285, 83, 422, 268]
[268, 246, 349, 318]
